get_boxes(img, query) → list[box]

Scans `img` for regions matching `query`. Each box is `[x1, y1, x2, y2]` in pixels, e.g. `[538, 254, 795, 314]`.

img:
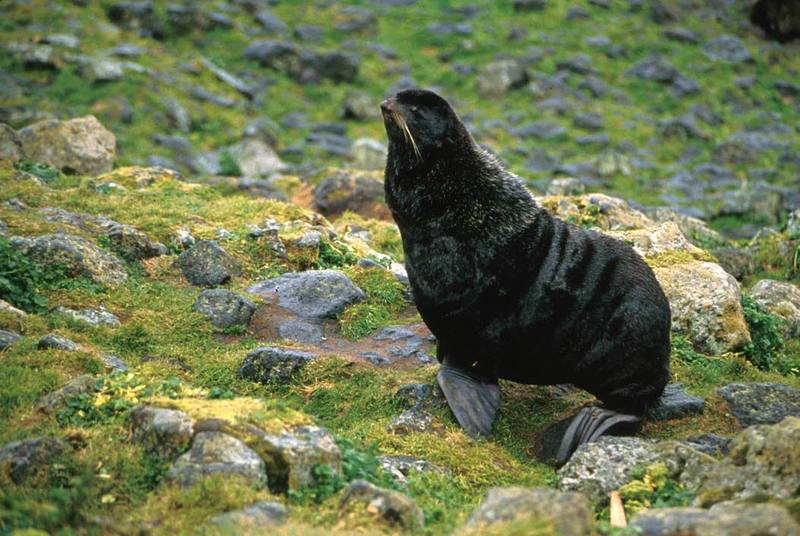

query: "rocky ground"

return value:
[1, 0, 800, 535]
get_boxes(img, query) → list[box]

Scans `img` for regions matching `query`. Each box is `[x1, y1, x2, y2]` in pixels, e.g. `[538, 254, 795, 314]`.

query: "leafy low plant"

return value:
[741, 295, 790, 374]
[218, 151, 242, 177]
[619, 463, 694, 516]
[14, 157, 61, 182]
[317, 238, 358, 269]
[0, 236, 48, 312]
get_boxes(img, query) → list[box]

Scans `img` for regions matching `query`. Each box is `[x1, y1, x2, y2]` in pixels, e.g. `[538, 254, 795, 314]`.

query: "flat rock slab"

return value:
[55, 306, 120, 327]
[717, 382, 800, 426]
[648, 382, 705, 420]
[459, 486, 594, 536]
[167, 431, 267, 488]
[246, 269, 365, 319]
[340, 479, 424, 531]
[630, 502, 800, 536]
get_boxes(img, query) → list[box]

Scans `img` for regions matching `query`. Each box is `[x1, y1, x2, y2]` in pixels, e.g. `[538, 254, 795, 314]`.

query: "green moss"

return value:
[338, 303, 392, 340]
[742, 295, 795, 375]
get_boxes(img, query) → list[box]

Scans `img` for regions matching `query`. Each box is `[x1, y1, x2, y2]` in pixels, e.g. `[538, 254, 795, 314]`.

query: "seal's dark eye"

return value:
[410, 106, 419, 114]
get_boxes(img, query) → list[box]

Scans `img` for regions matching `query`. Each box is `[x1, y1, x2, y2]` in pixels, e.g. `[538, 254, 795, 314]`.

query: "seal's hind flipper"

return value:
[437, 365, 500, 438]
[555, 407, 640, 466]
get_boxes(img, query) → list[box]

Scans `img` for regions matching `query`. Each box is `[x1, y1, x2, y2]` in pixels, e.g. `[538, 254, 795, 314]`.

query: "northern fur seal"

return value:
[380, 89, 671, 464]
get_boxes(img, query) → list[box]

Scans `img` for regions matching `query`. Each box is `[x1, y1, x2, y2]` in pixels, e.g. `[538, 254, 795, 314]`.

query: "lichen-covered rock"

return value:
[648, 382, 705, 420]
[225, 138, 286, 177]
[38, 333, 79, 351]
[339, 479, 424, 531]
[653, 261, 750, 354]
[476, 59, 528, 97]
[245, 424, 341, 492]
[192, 289, 255, 329]
[394, 383, 443, 410]
[37, 374, 96, 413]
[0, 123, 22, 161]
[694, 416, 800, 506]
[206, 501, 287, 530]
[246, 270, 365, 319]
[459, 487, 594, 536]
[106, 222, 168, 261]
[378, 455, 448, 484]
[0, 328, 22, 351]
[538, 193, 654, 231]
[558, 437, 661, 506]
[55, 306, 120, 327]
[313, 169, 387, 220]
[12, 233, 128, 286]
[630, 502, 800, 536]
[748, 279, 800, 337]
[0, 436, 71, 484]
[717, 383, 800, 426]
[238, 346, 316, 384]
[130, 405, 195, 460]
[387, 408, 437, 435]
[0, 299, 26, 318]
[607, 222, 713, 263]
[166, 431, 267, 488]
[17, 115, 115, 175]
[644, 207, 726, 249]
[174, 240, 241, 287]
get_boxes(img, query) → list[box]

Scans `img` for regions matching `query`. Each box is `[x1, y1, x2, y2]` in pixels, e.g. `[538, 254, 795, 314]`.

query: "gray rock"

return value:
[206, 501, 287, 529]
[512, 121, 566, 139]
[13, 233, 128, 286]
[350, 138, 386, 170]
[476, 59, 528, 97]
[0, 123, 22, 161]
[17, 115, 115, 176]
[336, 6, 377, 33]
[378, 455, 447, 484]
[55, 306, 120, 327]
[106, 222, 167, 261]
[388, 407, 436, 435]
[340, 479, 424, 531]
[167, 431, 267, 488]
[573, 113, 604, 131]
[461, 487, 593, 536]
[238, 346, 316, 384]
[246, 424, 341, 492]
[37, 374, 96, 413]
[224, 138, 286, 177]
[649, 383, 705, 420]
[630, 502, 800, 536]
[0, 436, 71, 483]
[712, 247, 755, 281]
[717, 383, 800, 426]
[174, 240, 241, 287]
[749, 279, 800, 337]
[130, 405, 195, 459]
[394, 383, 443, 410]
[703, 35, 753, 64]
[558, 436, 660, 506]
[246, 270, 365, 319]
[546, 177, 586, 196]
[192, 289, 255, 329]
[82, 59, 124, 82]
[101, 354, 128, 372]
[341, 91, 379, 121]
[38, 333, 79, 351]
[313, 171, 385, 219]
[7, 43, 60, 70]
[684, 433, 731, 456]
[0, 329, 22, 351]
[427, 22, 472, 35]
[663, 27, 700, 43]
[277, 319, 323, 345]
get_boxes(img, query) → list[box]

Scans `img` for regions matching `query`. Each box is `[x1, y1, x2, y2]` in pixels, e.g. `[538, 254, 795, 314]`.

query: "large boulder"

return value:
[17, 116, 115, 175]
[12, 233, 128, 286]
[654, 261, 750, 354]
[246, 270, 365, 319]
[538, 193, 654, 231]
[748, 279, 800, 337]
[0, 329, 23, 351]
[459, 487, 594, 535]
[166, 431, 267, 488]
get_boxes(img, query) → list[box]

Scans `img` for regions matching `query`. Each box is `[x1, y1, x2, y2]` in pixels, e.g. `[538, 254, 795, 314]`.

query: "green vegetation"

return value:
[619, 463, 695, 515]
[338, 266, 407, 339]
[0, 236, 48, 312]
[742, 296, 797, 375]
[15, 158, 61, 183]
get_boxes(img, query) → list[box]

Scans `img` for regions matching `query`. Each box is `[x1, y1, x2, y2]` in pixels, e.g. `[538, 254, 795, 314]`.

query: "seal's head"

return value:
[381, 89, 470, 164]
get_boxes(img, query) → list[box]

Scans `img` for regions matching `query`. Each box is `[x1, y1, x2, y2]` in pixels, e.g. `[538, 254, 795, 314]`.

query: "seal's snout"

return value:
[380, 98, 398, 115]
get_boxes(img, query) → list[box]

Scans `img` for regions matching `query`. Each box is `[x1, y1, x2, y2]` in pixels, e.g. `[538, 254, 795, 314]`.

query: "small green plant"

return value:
[338, 302, 391, 340]
[316, 239, 358, 269]
[110, 324, 154, 356]
[0, 236, 48, 312]
[619, 463, 694, 516]
[741, 295, 791, 374]
[14, 157, 61, 182]
[218, 151, 242, 176]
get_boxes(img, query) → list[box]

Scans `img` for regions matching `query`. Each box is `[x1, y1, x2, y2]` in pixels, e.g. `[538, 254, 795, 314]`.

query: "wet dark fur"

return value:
[382, 89, 671, 414]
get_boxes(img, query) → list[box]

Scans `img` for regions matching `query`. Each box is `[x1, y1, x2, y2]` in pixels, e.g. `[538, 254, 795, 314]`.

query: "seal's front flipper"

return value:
[555, 407, 640, 466]
[437, 365, 500, 438]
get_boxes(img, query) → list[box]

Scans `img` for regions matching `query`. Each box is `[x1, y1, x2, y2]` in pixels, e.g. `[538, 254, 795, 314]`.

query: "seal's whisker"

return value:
[393, 111, 421, 161]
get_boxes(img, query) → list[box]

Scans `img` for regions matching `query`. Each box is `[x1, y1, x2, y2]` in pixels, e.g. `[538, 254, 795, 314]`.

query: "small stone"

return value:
[37, 375, 97, 414]
[130, 405, 195, 460]
[630, 503, 800, 536]
[340, 479, 424, 531]
[648, 382, 705, 420]
[174, 240, 241, 287]
[207, 501, 287, 530]
[388, 407, 436, 435]
[105, 222, 167, 261]
[703, 35, 753, 64]
[748, 279, 800, 337]
[167, 431, 267, 488]
[0, 436, 71, 484]
[546, 177, 585, 196]
[717, 383, 800, 426]
[246, 270, 365, 320]
[476, 59, 528, 97]
[82, 59, 124, 82]
[38, 333, 79, 351]
[55, 306, 120, 327]
[238, 346, 317, 384]
[192, 289, 255, 329]
[460, 487, 593, 536]
[394, 383, 442, 409]
[246, 424, 341, 492]
[378, 455, 447, 484]
[101, 354, 128, 372]
[0, 329, 22, 351]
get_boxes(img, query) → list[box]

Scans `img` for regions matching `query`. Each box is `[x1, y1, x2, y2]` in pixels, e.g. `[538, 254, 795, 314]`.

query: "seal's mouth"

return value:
[380, 98, 421, 160]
